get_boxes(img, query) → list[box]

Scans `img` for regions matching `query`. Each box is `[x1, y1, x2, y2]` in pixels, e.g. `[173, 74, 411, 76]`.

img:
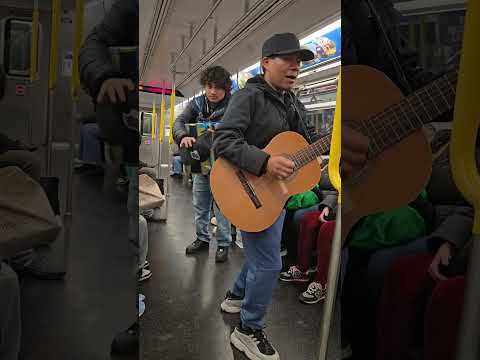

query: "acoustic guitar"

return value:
[210, 131, 330, 232]
[342, 65, 457, 243]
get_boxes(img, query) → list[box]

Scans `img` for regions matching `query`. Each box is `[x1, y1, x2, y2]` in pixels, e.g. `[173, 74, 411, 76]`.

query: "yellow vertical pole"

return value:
[30, 0, 39, 81]
[450, 4, 480, 234]
[169, 86, 176, 144]
[46, 0, 62, 174]
[48, 0, 61, 89]
[318, 72, 341, 360]
[151, 98, 156, 140]
[450, 2, 480, 359]
[70, 0, 84, 99]
[159, 91, 165, 143]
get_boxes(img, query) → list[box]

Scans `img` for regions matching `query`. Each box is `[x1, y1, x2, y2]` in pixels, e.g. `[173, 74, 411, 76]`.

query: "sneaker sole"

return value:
[138, 272, 152, 282]
[220, 300, 241, 314]
[230, 330, 280, 360]
[279, 277, 309, 283]
[185, 244, 210, 255]
[299, 294, 326, 304]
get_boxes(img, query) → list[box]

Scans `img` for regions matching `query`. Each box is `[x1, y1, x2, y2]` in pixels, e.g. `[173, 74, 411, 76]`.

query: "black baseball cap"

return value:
[262, 33, 314, 61]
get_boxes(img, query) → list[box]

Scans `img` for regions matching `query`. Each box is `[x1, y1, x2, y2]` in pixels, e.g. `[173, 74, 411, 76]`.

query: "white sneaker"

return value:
[230, 326, 280, 360]
[235, 232, 243, 249]
[138, 294, 146, 317]
[138, 268, 152, 282]
[220, 291, 243, 313]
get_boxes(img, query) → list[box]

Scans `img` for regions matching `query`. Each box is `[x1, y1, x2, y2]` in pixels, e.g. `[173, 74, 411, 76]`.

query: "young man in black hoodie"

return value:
[173, 66, 233, 263]
[215, 33, 318, 360]
[79, 0, 140, 355]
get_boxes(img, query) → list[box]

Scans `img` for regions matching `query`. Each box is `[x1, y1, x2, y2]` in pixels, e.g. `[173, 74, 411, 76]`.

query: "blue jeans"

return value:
[79, 123, 103, 164]
[232, 210, 285, 329]
[126, 166, 140, 271]
[192, 173, 231, 247]
[170, 155, 182, 175]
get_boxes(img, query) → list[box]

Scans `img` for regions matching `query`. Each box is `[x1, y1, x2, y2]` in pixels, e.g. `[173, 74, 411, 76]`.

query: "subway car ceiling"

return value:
[139, 0, 340, 100]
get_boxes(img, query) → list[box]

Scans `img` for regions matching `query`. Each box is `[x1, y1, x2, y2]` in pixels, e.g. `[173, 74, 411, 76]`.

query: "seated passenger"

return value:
[279, 191, 337, 304]
[376, 126, 480, 360]
[0, 132, 41, 182]
[376, 206, 473, 360]
[169, 144, 183, 178]
[342, 190, 433, 360]
[281, 164, 334, 258]
[344, 125, 479, 360]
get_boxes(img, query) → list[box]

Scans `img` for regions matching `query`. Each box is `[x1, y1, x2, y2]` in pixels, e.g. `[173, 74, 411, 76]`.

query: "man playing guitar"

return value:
[341, 1, 464, 359]
[214, 33, 318, 360]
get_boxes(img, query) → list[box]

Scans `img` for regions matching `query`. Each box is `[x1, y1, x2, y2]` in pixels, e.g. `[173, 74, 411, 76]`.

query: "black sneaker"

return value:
[230, 325, 279, 360]
[111, 322, 138, 355]
[299, 282, 326, 304]
[185, 239, 209, 254]
[215, 247, 229, 263]
[220, 290, 243, 313]
[279, 265, 309, 283]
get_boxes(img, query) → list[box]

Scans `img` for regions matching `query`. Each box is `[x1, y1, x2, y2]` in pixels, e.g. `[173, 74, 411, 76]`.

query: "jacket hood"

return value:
[245, 75, 293, 103]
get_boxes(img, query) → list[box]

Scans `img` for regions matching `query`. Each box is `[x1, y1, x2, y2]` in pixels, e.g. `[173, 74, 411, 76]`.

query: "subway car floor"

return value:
[140, 177, 337, 360]
[19, 173, 137, 360]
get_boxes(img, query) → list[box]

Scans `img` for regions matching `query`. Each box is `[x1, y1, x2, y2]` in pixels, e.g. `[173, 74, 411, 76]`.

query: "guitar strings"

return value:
[362, 71, 457, 157]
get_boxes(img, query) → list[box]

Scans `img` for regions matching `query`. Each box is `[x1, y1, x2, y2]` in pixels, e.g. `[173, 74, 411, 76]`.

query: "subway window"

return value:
[2, 19, 39, 77]
[141, 111, 153, 136]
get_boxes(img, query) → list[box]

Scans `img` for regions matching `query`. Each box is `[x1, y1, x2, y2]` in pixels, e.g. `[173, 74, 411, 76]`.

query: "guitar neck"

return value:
[288, 135, 331, 170]
[356, 70, 458, 157]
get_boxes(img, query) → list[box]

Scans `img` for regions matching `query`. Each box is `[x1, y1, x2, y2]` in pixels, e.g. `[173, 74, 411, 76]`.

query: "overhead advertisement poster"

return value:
[231, 19, 341, 93]
[301, 23, 341, 71]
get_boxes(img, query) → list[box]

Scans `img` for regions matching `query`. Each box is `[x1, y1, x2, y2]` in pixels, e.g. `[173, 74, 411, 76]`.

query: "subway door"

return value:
[139, 110, 159, 172]
[0, 3, 69, 277]
[0, 5, 50, 172]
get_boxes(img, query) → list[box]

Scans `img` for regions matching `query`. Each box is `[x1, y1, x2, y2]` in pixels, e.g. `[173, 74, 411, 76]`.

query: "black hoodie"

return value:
[213, 75, 319, 176]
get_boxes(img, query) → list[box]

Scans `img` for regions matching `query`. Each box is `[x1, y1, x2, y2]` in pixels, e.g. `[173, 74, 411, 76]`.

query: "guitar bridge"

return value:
[235, 170, 262, 209]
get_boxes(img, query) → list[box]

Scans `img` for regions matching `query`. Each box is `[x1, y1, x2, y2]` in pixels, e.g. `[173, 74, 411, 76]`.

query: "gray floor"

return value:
[17, 173, 341, 360]
[19, 174, 137, 360]
[140, 177, 339, 360]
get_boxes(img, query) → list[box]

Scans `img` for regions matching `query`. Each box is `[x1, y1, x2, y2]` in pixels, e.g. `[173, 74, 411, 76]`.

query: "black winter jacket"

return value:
[79, 0, 138, 99]
[213, 75, 320, 177]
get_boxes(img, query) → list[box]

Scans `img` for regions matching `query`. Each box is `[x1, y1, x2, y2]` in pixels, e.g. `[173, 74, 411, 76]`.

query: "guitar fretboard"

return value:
[285, 69, 458, 170]
[355, 70, 458, 157]
[287, 134, 331, 170]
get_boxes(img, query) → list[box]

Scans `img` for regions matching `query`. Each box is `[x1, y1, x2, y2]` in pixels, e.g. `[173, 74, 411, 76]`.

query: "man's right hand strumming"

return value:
[341, 125, 369, 179]
[266, 155, 295, 180]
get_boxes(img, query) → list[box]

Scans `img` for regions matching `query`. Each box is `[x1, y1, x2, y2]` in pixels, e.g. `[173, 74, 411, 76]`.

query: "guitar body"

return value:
[342, 65, 433, 243]
[210, 131, 321, 232]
